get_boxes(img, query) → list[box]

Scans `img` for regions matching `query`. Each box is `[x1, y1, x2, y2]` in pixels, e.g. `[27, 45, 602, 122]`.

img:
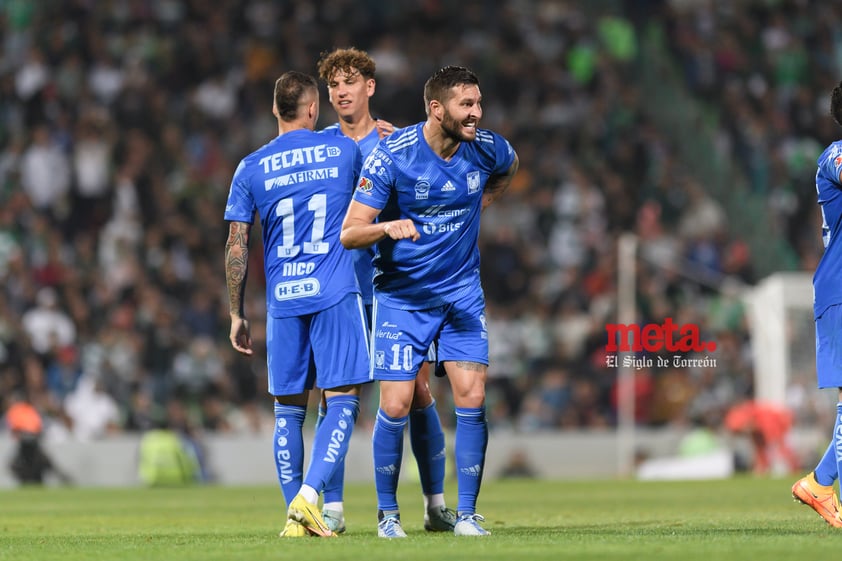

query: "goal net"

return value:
[745, 272, 831, 427]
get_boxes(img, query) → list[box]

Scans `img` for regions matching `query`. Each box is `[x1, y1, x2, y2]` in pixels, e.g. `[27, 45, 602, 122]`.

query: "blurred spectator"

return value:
[45, 345, 82, 403]
[21, 287, 76, 361]
[20, 124, 71, 218]
[124, 385, 157, 433]
[137, 418, 201, 487]
[171, 336, 226, 403]
[70, 112, 113, 234]
[63, 374, 121, 441]
[165, 398, 213, 483]
[4, 394, 71, 485]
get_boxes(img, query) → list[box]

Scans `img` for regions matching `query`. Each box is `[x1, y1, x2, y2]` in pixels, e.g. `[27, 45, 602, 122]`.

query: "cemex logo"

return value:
[605, 318, 717, 353]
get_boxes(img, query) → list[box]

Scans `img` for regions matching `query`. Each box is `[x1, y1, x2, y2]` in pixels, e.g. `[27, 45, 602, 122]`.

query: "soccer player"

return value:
[316, 46, 456, 535]
[224, 71, 369, 538]
[341, 66, 519, 537]
[791, 80, 842, 528]
[724, 400, 799, 476]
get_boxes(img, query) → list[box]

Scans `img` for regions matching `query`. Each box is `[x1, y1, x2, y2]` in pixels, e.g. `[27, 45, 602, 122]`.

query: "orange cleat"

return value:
[792, 472, 842, 527]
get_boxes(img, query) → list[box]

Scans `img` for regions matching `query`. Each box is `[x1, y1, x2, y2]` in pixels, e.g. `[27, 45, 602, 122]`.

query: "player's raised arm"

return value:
[340, 200, 419, 248]
[482, 153, 519, 211]
[225, 220, 253, 356]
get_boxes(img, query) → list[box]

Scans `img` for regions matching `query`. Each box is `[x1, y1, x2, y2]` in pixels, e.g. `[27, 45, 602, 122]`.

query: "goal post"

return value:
[744, 272, 814, 407]
[616, 233, 638, 477]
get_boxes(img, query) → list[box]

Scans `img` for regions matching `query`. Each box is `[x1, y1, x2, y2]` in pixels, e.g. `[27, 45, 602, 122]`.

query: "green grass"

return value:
[1, 478, 841, 560]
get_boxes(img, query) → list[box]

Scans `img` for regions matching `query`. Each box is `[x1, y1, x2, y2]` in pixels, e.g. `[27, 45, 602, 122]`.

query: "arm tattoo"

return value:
[482, 156, 520, 209]
[225, 221, 251, 317]
[455, 361, 485, 372]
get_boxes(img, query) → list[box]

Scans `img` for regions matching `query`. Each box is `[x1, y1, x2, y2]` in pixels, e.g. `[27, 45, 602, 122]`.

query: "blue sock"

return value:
[273, 402, 306, 507]
[409, 401, 446, 496]
[454, 407, 488, 515]
[821, 402, 842, 486]
[315, 402, 326, 430]
[815, 442, 837, 486]
[834, 403, 842, 484]
[373, 408, 407, 512]
[303, 395, 359, 493]
[815, 403, 842, 486]
[317, 403, 346, 504]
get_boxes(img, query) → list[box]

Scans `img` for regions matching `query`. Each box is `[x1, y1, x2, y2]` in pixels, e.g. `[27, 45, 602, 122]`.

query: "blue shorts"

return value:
[370, 290, 487, 381]
[366, 304, 437, 363]
[266, 293, 371, 396]
[816, 303, 842, 388]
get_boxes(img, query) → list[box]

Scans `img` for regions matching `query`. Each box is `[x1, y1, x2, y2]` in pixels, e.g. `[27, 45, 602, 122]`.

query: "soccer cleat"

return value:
[288, 495, 334, 537]
[424, 506, 457, 531]
[279, 518, 310, 538]
[322, 509, 346, 534]
[453, 513, 491, 536]
[792, 472, 842, 527]
[377, 514, 407, 538]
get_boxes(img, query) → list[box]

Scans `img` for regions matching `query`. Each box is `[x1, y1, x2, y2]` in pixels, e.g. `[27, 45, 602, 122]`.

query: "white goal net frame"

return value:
[745, 272, 819, 416]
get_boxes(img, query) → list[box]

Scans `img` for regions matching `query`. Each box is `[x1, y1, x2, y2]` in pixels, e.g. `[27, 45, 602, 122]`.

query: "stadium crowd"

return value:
[0, 0, 831, 447]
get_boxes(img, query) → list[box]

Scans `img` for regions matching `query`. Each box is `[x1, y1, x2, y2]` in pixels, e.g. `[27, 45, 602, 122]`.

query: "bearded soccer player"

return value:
[316, 46, 456, 535]
[341, 66, 519, 537]
[224, 71, 369, 538]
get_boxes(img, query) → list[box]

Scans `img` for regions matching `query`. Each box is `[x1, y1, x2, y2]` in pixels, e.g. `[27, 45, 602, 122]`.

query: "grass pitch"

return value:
[1, 477, 841, 560]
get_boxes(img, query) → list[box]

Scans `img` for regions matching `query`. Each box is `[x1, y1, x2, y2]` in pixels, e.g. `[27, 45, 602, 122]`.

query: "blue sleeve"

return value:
[352, 144, 393, 210]
[819, 149, 842, 189]
[491, 132, 516, 175]
[224, 159, 256, 223]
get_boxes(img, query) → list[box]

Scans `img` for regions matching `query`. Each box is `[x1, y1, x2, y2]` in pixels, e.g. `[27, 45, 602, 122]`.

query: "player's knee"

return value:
[452, 387, 486, 408]
[379, 396, 412, 418]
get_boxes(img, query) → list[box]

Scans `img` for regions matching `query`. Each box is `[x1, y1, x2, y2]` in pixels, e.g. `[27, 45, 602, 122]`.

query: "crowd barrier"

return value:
[0, 428, 823, 488]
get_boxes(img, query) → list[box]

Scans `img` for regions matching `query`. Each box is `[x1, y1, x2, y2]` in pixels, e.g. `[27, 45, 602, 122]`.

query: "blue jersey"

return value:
[322, 123, 381, 306]
[352, 122, 515, 309]
[815, 140, 842, 318]
[225, 129, 363, 318]
[322, 122, 381, 158]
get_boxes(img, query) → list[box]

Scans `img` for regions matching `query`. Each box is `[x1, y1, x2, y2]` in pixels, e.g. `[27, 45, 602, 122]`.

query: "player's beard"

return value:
[441, 108, 477, 143]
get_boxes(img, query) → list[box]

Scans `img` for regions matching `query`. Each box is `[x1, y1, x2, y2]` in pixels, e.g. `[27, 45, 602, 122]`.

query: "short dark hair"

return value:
[274, 71, 318, 122]
[317, 47, 376, 82]
[832, 81, 842, 127]
[423, 66, 479, 109]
